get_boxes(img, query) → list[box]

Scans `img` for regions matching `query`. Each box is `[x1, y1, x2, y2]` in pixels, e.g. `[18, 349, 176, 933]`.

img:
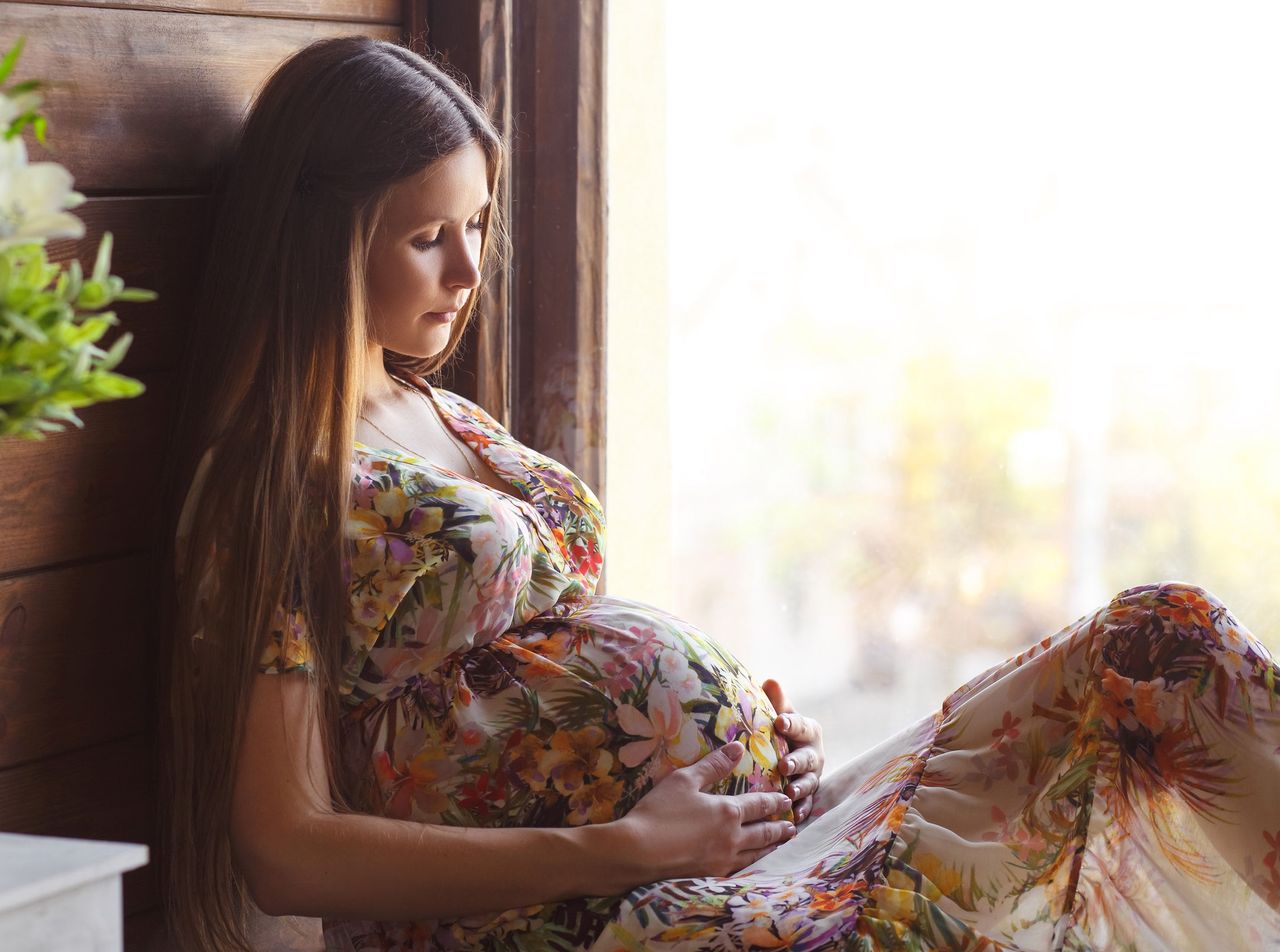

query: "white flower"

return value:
[669, 666, 704, 702]
[658, 649, 703, 701]
[469, 506, 514, 583]
[725, 891, 772, 925]
[658, 648, 689, 680]
[0, 135, 85, 250]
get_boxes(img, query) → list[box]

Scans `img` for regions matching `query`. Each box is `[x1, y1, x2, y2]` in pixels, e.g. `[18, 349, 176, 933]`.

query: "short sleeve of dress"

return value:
[256, 569, 314, 676]
[174, 445, 314, 677]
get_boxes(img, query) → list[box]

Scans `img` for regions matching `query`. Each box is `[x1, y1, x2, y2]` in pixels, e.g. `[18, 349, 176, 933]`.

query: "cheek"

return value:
[369, 251, 438, 320]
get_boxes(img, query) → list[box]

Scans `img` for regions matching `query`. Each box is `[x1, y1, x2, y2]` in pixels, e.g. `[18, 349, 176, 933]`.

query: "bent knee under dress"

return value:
[207, 377, 1280, 951]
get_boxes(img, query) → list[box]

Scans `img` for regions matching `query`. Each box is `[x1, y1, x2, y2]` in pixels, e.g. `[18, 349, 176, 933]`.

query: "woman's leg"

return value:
[580, 580, 1280, 951]
[871, 580, 1280, 950]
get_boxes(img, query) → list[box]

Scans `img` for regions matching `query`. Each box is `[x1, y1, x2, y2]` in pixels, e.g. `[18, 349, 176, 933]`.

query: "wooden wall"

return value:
[0, 1, 606, 947]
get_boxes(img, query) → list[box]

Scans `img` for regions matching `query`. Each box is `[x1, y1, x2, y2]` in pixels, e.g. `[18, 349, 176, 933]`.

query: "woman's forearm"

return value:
[248, 810, 643, 921]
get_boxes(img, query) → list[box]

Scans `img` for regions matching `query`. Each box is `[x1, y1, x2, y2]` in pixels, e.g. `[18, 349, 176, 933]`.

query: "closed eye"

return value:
[412, 217, 486, 252]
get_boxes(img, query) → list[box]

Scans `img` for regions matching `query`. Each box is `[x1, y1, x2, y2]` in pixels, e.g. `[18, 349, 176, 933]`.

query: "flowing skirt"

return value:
[584, 581, 1280, 951]
[328, 581, 1280, 950]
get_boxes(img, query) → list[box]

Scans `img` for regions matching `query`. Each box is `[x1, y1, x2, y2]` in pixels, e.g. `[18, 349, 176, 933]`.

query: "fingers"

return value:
[689, 740, 744, 790]
[780, 746, 822, 778]
[736, 791, 794, 825]
[761, 678, 794, 716]
[783, 770, 819, 802]
[774, 712, 821, 746]
[792, 797, 813, 824]
[740, 818, 797, 854]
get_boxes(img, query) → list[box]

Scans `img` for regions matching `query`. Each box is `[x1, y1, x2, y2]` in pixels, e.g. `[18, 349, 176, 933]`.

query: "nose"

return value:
[444, 230, 483, 292]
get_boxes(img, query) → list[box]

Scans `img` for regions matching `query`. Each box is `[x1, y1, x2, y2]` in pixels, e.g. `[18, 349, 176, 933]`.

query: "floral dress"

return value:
[237, 376, 1280, 951]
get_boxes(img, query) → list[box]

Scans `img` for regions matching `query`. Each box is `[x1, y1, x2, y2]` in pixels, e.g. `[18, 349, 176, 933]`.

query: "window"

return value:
[608, 2, 1280, 770]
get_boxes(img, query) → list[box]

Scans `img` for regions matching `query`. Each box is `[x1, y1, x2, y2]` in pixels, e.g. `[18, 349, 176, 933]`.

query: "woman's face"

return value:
[366, 139, 489, 360]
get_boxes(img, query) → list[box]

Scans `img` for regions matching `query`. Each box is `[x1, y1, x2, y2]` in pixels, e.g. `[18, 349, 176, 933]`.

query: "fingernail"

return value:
[780, 715, 792, 731]
[785, 758, 795, 772]
[785, 823, 796, 836]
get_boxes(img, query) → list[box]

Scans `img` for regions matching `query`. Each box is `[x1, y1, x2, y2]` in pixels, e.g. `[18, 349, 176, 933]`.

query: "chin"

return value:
[399, 329, 452, 359]
[428, 327, 453, 350]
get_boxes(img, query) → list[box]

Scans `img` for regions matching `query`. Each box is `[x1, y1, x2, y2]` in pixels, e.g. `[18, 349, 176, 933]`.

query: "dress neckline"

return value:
[353, 375, 527, 504]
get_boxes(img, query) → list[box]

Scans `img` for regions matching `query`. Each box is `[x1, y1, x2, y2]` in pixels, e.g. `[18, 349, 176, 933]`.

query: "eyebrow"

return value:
[419, 195, 492, 226]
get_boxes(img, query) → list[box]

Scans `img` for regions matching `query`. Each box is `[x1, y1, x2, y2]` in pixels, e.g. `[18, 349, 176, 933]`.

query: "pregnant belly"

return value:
[362, 593, 794, 829]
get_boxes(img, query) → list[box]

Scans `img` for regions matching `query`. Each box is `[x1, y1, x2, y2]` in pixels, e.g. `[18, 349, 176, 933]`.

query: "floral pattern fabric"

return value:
[234, 376, 1280, 950]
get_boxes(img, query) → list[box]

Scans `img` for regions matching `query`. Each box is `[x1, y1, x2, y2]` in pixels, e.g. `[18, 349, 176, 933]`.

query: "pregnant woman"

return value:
[161, 36, 1280, 952]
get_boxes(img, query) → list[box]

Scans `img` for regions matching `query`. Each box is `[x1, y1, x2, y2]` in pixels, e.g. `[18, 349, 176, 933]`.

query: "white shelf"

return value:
[0, 832, 149, 952]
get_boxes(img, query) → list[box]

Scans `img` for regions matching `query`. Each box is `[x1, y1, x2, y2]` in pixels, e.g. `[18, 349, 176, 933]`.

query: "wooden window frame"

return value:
[414, 0, 608, 512]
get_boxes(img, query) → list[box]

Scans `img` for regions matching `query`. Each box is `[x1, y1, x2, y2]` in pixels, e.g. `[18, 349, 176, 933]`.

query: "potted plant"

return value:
[0, 35, 155, 441]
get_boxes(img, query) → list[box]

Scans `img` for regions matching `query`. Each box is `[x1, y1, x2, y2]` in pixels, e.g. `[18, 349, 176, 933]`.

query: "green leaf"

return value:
[6, 312, 49, 343]
[114, 287, 158, 303]
[64, 315, 112, 347]
[60, 258, 83, 303]
[98, 331, 133, 372]
[70, 342, 91, 377]
[17, 249, 44, 286]
[39, 401, 84, 428]
[0, 37, 26, 88]
[84, 371, 144, 399]
[0, 372, 36, 402]
[5, 110, 44, 144]
[76, 280, 108, 310]
[47, 388, 93, 409]
[6, 79, 42, 95]
[0, 239, 44, 263]
[91, 231, 113, 284]
[0, 176, 155, 438]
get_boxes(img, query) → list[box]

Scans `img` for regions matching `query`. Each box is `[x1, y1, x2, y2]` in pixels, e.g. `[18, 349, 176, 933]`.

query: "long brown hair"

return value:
[152, 36, 510, 951]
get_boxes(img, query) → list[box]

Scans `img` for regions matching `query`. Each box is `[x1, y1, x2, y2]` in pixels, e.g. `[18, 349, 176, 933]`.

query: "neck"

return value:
[362, 348, 413, 410]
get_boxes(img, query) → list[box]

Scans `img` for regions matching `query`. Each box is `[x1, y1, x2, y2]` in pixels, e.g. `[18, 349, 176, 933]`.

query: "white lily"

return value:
[0, 133, 85, 250]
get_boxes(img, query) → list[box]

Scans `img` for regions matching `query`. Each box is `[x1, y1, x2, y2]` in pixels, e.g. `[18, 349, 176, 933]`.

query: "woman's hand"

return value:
[617, 741, 797, 881]
[762, 678, 825, 824]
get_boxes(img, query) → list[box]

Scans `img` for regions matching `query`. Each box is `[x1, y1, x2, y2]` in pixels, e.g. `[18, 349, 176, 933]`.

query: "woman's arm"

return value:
[231, 673, 795, 920]
[244, 793, 635, 920]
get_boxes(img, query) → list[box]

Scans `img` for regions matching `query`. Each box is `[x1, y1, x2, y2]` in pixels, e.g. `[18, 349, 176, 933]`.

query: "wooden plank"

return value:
[44, 196, 208, 377]
[509, 0, 607, 501]
[5, 4, 400, 191]
[7, 0, 399, 22]
[0, 733, 157, 916]
[125, 907, 175, 952]
[0, 371, 174, 575]
[425, 0, 516, 426]
[0, 556, 151, 770]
